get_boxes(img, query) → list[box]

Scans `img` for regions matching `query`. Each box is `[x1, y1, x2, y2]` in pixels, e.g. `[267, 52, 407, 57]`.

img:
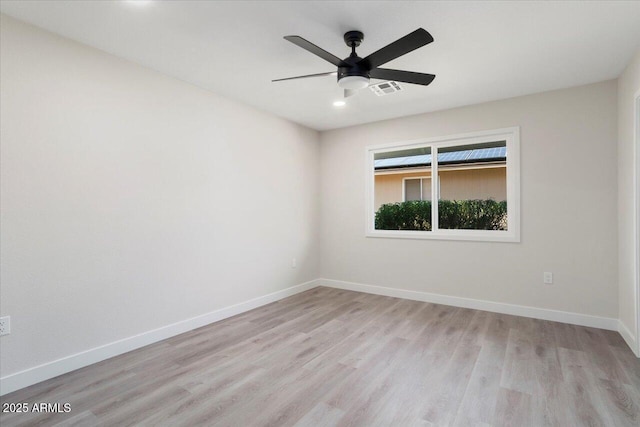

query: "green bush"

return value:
[375, 200, 432, 231]
[375, 199, 507, 231]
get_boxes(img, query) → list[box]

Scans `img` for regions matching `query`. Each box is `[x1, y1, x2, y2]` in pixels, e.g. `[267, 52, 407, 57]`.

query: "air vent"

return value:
[369, 81, 403, 96]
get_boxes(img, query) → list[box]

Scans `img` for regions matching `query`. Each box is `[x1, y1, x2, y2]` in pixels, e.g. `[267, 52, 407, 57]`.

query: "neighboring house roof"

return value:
[374, 146, 506, 170]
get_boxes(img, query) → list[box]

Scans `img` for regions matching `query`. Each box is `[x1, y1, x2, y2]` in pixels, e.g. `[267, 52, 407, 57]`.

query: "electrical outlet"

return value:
[292, 258, 297, 269]
[543, 272, 553, 284]
[0, 316, 10, 336]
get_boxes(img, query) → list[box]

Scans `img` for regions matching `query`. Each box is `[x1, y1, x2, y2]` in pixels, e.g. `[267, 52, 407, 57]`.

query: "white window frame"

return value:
[365, 127, 520, 242]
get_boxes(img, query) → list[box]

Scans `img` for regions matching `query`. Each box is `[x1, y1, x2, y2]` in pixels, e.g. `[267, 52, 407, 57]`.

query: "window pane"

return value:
[437, 141, 507, 230]
[421, 178, 431, 200]
[405, 179, 421, 201]
[374, 147, 432, 231]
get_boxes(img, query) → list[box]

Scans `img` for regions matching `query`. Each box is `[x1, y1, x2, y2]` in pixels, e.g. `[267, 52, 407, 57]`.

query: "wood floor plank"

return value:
[51, 410, 98, 427]
[575, 326, 631, 383]
[140, 365, 269, 426]
[492, 387, 533, 426]
[453, 341, 507, 426]
[2, 286, 639, 427]
[292, 402, 344, 427]
[612, 345, 640, 390]
[211, 362, 355, 427]
[558, 347, 617, 426]
[323, 336, 410, 412]
[596, 378, 640, 426]
[553, 321, 583, 350]
[422, 343, 482, 425]
[500, 327, 539, 395]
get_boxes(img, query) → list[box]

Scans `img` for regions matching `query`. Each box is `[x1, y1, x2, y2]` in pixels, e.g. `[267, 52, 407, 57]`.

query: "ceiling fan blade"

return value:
[284, 36, 349, 67]
[369, 68, 436, 86]
[272, 72, 337, 82]
[358, 28, 434, 70]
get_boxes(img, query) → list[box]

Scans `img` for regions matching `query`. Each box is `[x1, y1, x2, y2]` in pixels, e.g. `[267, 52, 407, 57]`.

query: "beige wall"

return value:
[618, 48, 640, 352]
[321, 80, 618, 319]
[0, 16, 320, 380]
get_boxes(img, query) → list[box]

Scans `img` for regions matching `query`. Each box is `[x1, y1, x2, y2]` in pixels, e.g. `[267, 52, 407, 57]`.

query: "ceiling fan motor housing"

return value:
[338, 56, 369, 79]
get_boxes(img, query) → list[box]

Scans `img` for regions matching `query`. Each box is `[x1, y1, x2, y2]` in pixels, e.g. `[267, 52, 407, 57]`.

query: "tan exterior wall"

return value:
[374, 166, 506, 211]
[440, 167, 506, 201]
[374, 170, 431, 209]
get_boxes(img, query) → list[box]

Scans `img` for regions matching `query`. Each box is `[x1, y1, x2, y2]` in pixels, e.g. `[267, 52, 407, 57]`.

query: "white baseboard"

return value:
[618, 320, 639, 357]
[0, 279, 320, 396]
[319, 278, 619, 331]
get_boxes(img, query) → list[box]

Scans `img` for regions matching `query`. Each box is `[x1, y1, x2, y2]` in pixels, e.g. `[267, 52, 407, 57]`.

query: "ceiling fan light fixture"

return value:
[338, 75, 370, 90]
[125, 0, 154, 7]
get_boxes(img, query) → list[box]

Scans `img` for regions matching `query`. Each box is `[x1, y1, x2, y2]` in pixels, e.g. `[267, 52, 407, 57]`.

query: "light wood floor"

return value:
[1, 287, 639, 426]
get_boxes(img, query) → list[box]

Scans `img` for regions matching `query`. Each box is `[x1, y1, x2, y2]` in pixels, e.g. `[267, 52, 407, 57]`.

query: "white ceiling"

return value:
[2, 1, 640, 131]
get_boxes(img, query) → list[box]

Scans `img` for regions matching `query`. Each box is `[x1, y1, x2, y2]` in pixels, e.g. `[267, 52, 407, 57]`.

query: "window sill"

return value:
[366, 229, 520, 243]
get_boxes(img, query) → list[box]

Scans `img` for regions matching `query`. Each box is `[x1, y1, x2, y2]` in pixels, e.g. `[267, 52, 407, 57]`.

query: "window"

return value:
[403, 177, 431, 201]
[366, 127, 520, 242]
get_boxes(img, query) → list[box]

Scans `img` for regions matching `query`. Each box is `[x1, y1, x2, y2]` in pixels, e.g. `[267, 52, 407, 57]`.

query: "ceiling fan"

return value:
[273, 28, 435, 97]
